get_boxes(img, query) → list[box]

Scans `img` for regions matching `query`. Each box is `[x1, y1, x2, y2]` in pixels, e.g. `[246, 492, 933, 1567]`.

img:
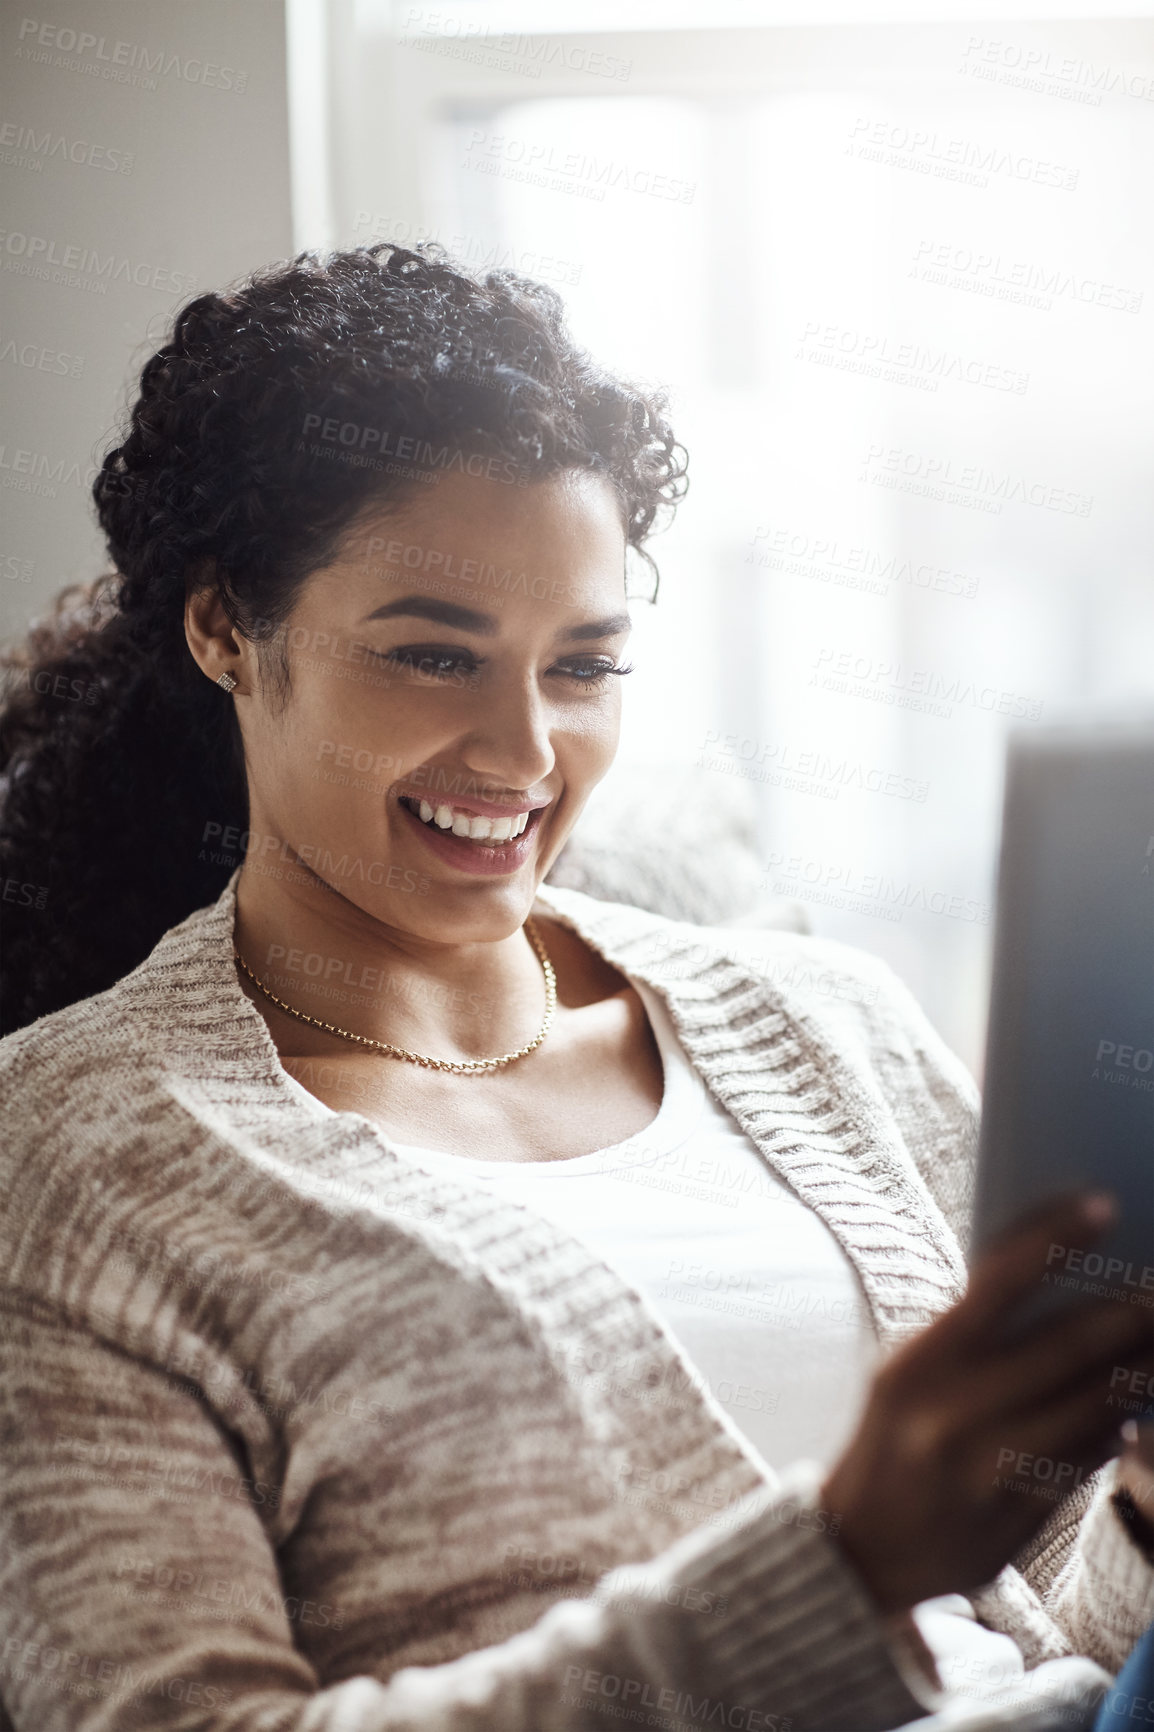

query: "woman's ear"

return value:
[184, 567, 249, 693]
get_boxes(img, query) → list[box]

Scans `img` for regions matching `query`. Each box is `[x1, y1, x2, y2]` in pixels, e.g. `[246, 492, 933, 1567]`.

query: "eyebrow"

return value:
[361, 596, 631, 640]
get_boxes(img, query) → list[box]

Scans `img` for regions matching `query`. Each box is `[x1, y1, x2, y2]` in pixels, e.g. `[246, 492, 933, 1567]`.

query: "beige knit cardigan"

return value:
[0, 873, 1150, 1732]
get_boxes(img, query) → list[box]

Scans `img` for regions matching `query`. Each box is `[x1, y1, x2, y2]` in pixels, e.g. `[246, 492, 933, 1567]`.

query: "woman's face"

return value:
[234, 466, 632, 945]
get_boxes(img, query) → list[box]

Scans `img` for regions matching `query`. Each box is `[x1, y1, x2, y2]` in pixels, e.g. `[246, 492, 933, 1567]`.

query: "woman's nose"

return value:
[457, 677, 556, 793]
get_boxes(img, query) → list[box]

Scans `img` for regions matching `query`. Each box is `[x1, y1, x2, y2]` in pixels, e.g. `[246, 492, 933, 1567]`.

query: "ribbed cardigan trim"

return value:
[71, 866, 970, 1349]
[531, 880, 970, 1337]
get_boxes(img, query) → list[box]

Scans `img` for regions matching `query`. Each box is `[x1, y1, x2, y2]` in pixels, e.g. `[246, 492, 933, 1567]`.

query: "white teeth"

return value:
[407, 796, 536, 841]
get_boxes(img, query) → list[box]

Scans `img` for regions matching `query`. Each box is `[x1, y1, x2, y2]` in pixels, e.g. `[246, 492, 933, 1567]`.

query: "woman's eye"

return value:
[369, 648, 632, 687]
[555, 658, 635, 686]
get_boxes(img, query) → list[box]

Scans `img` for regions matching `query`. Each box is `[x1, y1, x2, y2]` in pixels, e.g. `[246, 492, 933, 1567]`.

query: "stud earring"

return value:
[216, 670, 238, 693]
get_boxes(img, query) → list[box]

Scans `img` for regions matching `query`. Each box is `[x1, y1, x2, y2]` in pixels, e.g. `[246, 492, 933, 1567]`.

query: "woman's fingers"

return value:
[1117, 1422, 1154, 1518]
[1122, 1417, 1154, 1470]
[884, 1296, 1152, 1463]
[976, 1299, 1154, 1418]
[957, 1192, 1118, 1341]
[977, 1360, 1146, 1496]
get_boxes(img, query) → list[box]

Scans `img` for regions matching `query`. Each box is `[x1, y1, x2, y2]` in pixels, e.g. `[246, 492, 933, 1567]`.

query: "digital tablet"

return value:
[970, 713, 1154, 1339]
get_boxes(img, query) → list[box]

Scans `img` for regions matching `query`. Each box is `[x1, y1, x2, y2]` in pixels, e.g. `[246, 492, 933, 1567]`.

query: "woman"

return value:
[0, 242, 1150, 1732]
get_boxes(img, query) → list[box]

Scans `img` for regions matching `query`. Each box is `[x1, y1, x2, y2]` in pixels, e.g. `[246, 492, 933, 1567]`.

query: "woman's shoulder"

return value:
[536, 879, 898, 1008]
[0, 888, 237, 1120]
[536, 880, 978, 1129]
[0, 887, 259, 1307]
[0, 965, 161, 1094]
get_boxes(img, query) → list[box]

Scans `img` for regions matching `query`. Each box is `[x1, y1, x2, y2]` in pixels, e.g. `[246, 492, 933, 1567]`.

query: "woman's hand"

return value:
[821, 1194, 1154, 1615]
[1116, 1419, 1154, 1550]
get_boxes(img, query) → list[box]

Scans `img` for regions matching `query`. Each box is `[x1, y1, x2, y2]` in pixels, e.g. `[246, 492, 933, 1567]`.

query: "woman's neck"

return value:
[231, 860, 624, 1064]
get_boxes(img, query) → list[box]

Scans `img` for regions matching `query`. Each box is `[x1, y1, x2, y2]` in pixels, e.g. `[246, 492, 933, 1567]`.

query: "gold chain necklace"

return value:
[233, 917, 557, 1074]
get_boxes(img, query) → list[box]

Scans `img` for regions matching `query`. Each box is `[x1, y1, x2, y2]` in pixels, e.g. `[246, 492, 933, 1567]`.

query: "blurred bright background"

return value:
[4, 0, 1153, 1072]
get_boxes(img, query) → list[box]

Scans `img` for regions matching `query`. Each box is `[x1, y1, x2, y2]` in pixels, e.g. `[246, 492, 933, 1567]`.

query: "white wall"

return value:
[0, 0, 294, 638]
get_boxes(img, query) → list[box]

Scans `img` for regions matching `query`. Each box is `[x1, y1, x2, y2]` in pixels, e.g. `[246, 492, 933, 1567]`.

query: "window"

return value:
[294, 5, 1154, 1070]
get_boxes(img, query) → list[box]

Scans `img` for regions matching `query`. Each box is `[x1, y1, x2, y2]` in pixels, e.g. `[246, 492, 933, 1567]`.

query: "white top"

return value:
[383, 975, 880, 1471]
[385, 974, 1045, 1718]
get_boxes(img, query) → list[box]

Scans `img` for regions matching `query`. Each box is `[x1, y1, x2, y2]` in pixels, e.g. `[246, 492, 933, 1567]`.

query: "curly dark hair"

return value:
[0, 241, 687, 1037]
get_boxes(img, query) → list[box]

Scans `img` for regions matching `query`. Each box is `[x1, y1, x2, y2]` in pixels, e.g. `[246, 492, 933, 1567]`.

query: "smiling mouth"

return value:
[397, 795, 540, 846]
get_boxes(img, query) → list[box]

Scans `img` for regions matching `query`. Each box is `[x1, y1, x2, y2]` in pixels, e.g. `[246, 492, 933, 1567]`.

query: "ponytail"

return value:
[0, 573, 245, 1036]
